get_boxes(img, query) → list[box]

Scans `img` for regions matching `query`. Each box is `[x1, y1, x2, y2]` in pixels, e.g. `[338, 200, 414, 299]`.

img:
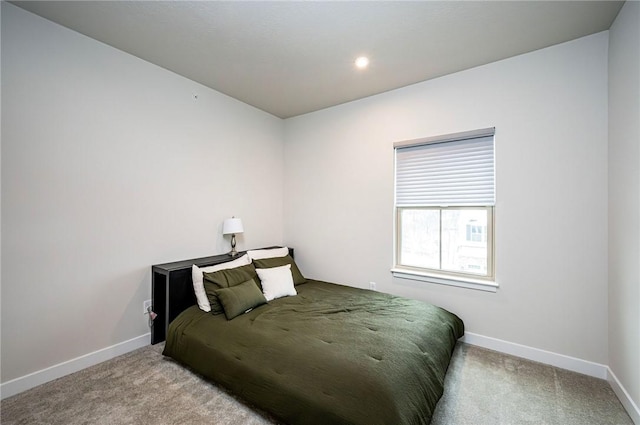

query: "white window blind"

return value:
[395, 128, 495, 207]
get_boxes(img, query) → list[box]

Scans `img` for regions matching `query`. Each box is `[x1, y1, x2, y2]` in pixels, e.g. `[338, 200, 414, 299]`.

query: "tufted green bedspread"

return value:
[163, 280, 464, 425]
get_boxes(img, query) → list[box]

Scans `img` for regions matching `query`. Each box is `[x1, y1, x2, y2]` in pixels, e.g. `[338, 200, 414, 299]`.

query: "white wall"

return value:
[284, 33, 609, 364]
[1, 3, 284, 383]
[608, 0, 640, 413]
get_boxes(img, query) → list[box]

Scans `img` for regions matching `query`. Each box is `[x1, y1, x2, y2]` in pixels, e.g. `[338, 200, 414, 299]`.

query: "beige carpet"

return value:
[1, 342, 633, 425]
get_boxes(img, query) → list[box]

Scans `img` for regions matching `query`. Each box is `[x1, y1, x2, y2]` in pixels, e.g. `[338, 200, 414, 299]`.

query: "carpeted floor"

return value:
[1, 342, 633, 425]
[432, 344, 633, 425]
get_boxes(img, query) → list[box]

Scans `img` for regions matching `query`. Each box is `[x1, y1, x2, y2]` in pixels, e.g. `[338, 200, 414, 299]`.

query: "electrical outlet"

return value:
[143, 299, 152, 314]
[369, 282, 377, 291]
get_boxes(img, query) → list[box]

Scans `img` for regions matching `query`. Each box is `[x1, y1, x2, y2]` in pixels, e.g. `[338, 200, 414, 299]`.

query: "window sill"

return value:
[391, 267, 499, 292]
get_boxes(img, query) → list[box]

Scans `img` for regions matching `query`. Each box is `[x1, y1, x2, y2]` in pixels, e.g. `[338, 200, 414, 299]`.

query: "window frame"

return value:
[392, 128, 498, 292]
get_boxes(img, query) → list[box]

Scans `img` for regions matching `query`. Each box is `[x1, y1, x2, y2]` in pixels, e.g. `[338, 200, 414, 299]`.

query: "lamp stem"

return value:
[230, 233, 237, 256]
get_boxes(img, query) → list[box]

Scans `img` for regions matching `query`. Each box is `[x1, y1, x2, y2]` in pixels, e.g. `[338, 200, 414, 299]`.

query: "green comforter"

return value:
[163, 280, 464, 425]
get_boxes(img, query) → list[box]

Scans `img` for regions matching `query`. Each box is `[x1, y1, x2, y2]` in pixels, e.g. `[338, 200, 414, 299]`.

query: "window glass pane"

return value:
[400, 209, 440, 269]
[441, 209, 488, 275]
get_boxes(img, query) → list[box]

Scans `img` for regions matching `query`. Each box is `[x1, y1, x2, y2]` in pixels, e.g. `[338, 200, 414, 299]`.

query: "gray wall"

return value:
[608, 0, 640, 412]
[1, 3, 284, 382]
[284, 32, 610, 364]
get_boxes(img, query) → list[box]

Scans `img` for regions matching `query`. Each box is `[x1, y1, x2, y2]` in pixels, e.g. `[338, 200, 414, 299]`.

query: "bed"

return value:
[158, 247, 464, 425]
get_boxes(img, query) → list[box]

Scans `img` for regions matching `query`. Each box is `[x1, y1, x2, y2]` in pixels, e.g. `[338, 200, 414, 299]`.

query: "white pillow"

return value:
[192, 254, 251, 312]
[255, 264, 297, 301]
[247, 246, 289, 260]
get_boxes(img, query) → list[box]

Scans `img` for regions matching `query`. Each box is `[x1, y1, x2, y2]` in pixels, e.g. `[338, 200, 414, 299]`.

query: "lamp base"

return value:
[229, 234, 238, 257]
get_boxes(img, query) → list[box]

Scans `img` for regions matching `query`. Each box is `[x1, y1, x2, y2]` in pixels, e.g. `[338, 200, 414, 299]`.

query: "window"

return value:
[392, 128, 496, 290]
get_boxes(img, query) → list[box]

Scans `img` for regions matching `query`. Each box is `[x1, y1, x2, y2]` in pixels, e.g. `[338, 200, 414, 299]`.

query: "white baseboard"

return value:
[0, 333, 150, 400]
[461, 332, 608, 378]
[461, 332, 639, 424]
[608, 367, 640, 425]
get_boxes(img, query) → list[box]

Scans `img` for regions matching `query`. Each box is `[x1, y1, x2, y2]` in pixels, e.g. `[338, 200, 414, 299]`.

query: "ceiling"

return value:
[12, 1, 624, 119]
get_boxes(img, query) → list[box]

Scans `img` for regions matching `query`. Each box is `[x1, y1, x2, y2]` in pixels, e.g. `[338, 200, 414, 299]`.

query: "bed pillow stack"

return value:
[202, 263, 263, 315]
[191, 254, 251, 312]
[194, 247, 307, 320]
[252, 255, 306, 285]
[249, 247, 307, 297]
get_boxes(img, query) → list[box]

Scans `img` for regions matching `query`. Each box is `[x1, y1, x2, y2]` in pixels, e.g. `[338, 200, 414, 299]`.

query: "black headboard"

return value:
[150, 247, 293, 344]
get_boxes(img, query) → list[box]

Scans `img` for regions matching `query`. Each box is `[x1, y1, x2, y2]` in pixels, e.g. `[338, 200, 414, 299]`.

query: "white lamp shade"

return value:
[223, 218, 244, 235]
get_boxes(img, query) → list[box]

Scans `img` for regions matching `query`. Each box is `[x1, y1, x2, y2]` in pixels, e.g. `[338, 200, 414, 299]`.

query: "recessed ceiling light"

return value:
[355, 56, 369, 69]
